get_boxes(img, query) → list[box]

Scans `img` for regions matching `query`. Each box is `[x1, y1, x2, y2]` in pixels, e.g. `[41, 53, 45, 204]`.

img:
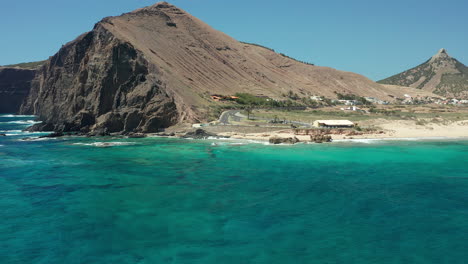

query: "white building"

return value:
[313, 120, 355, 128]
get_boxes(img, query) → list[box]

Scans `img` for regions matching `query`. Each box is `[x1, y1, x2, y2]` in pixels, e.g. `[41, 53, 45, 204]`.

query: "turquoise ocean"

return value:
[1, 115, 467, 263]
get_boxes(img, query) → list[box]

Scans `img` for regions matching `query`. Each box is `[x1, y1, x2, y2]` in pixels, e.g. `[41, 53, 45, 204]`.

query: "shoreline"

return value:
[212, 134, 468, 144]
[216, 119, 468, 143]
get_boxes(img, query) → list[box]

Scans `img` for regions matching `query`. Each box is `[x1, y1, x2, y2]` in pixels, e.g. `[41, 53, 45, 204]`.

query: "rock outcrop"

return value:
[181, 129, 217, 139]
[310, 134, 332, 143]
[269, 136, 300, 144]
[11, 2, 423, 133]
[0, 68, 36, 113]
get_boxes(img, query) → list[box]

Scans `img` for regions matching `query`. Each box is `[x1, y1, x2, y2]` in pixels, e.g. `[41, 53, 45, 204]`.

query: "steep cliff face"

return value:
[20, 2, 415, 133]
[0, 68, 35, 113]
[21, 24, 180, 133]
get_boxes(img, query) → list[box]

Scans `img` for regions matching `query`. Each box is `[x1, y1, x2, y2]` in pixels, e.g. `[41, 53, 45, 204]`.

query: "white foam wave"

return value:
[0, 130, 22, 133]
[1, 120, 42, 125]
[332, 138, 381, 144]
[206, 136, 267, 145]
[0, 114, 36, 118]
[332, 136, 466, 144]
[20, 136, 57, 141]
[73, 142, 137, 147]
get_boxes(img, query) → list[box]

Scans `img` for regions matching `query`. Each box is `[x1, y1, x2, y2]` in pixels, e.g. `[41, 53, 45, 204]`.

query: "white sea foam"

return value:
[332, 138, 381, 144]
[20, 137, 57, 142]
[1, 120, 42, 125]
[73, 142, 137, 147]
[332, 136, 465, 144]
[0, 114, 36, 118]
[206, 136, 266, 145]
[0, 130, 22, 133]
[3, 131, 41, 136]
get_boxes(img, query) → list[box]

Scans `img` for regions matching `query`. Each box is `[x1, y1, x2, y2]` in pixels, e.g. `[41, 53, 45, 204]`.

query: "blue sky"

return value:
[1, 0, 466, 80]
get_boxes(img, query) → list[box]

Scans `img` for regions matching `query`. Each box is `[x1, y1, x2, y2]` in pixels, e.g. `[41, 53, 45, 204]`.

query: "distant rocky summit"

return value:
[379, 49, 468, 98]
[0, 2, 435, 132]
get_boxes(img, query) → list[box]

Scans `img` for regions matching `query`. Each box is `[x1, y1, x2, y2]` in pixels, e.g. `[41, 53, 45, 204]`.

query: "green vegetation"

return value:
[3, 60, 46, 69]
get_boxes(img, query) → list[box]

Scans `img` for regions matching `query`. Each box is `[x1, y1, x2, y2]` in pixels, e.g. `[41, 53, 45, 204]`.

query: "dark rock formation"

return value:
[39, 132, 64, 138]
[181, 129, 217, 139]
[269, 136, 300, 144]
[0, 68, 35, 113]
[310, 134, 332, 143]
[20, 24, 180, 134]
[127, 132, 147, 138]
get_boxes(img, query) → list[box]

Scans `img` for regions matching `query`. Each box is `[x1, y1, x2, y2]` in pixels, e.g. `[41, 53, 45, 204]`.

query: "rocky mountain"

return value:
[1, 2, 431, 133]
[0, 67, 36, 113]
[378, 49, 468, 98]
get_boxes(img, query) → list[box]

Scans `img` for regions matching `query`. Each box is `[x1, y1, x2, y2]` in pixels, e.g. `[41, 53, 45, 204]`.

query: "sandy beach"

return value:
[217, 119, 468, 142]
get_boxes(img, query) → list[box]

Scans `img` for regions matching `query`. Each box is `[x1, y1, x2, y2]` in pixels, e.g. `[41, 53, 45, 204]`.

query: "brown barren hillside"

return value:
[19, 2, 426, 133]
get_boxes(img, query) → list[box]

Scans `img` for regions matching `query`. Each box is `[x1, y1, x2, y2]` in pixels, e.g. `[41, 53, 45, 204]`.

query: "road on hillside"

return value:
[219, 110, 244, 124]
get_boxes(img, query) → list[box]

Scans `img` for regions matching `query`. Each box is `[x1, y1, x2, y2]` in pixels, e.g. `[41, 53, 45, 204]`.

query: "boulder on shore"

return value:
[269, 136, 300, 144]
[126, 132, 147, 138]
[310, 134, 332, 143]
[181, 129, 217, 139]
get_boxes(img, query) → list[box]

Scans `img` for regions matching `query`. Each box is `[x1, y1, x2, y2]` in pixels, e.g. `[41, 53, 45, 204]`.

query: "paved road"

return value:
[219, 110, 245, 124]
[219, 110, 311, 128]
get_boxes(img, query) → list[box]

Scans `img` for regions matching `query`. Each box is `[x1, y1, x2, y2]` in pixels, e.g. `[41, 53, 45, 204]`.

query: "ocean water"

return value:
[1, 115, 467, 264]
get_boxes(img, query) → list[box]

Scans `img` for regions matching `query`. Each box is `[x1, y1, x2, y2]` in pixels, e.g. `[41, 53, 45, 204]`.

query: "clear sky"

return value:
[1, 0, 467, 80]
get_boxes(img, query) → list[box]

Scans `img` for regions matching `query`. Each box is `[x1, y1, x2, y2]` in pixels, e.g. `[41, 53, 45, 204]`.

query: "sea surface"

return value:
[1, 115, 467, 264]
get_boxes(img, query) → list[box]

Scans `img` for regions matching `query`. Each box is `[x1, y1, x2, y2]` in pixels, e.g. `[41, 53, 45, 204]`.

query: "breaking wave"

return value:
[0, 114, 36, 118]
[1, 120, 42, 125]
[72, 142, 137, 147]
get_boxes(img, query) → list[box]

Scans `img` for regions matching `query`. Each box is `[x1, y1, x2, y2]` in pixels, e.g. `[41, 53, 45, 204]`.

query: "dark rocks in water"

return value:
[0, 133, 6, 136]
[87, 128, 110, 137]
[310, 134, 332, 143]
[39, 132, 64, 138]
[24, 122, 53, 132]
[269, 136, 300, 144]
[156, 132, 176, 137]
[182, 129, 217, 139]
[127, 132, 146, 138]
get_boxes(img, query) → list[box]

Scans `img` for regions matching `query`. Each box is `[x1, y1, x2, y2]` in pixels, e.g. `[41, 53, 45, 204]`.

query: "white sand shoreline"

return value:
[216, 119, 468, 144]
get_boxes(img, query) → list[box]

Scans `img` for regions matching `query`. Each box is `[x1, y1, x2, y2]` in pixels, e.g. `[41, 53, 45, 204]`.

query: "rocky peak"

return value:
[430, 48, 451, 63]
[379, 48, 468, 98]
[131, 1, 186, 16]
[150, 1, 174, 9]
